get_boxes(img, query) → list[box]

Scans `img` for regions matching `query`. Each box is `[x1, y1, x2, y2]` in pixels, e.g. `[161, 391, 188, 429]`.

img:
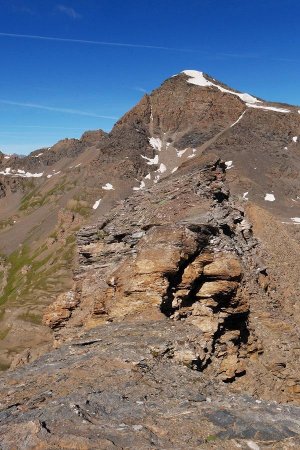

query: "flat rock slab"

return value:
[0, 320, 300, 449]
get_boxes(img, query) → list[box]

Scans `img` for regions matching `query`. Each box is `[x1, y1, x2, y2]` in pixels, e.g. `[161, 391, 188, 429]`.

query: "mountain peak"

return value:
[171, 69, 296, 114]
[178, 69, 260, 104]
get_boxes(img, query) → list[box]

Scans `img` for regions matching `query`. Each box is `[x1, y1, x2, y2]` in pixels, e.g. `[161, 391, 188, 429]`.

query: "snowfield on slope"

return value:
[181, 70, 292, 114]
[0, 167, 44, 177]
[182, 70, 259, 104]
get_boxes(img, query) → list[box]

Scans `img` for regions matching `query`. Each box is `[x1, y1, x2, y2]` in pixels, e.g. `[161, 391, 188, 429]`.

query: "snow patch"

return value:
[32, 152, 44, 158]
[225, 160, 234, 170]
[181, 71, 293, 114]
[182, 70, 211, 87]
[291, 217, 300, 223]
[157, 163, 167, 173]
[187, 148, 197, 159]
[24, 172, 43, 178]
[92, 199, 101, 210]
[243, 192, 249, 200]
[264, 193, 275, 202]
[292, 136, 298, 143]
[149, 137, 162, 151]
[102, 183, 114, 191]
[133, 180, 146, 191]
[176, 149, 187, 158]
[182, 70, 259, 104]
[47, 171, 61, 178]
[188, 154, 196, 158]
[171, 167, 178, 173]
[0, 167, 43, 178]
[246, 441, 260, 450]
[0, 167, 11, 175]
[145, 173, 151, 180]
[230, 110, 246, 127]
[247, 103, 291, 113]
[141, 154, 159, 165]
[150, 105, 153, 122]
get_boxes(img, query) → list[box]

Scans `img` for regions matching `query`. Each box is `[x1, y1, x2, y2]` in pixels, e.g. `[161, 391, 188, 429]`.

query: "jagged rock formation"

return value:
[1, 70, 300, 447]
[44, 160, 260, 384]
[42, 156, 299, 405]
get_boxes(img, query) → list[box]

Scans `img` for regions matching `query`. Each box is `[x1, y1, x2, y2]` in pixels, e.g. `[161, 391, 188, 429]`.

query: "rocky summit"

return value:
[1, 70, 300, 448]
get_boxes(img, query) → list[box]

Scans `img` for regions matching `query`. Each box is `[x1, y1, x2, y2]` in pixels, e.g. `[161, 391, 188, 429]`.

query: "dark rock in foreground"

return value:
[0, 321, 299, 449]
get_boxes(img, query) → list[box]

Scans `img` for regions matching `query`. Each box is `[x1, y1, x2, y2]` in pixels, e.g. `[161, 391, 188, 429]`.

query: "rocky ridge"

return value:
[44, 160, 256, 380]
[1, 70, 300, 447]
[43, 155, 300, 404]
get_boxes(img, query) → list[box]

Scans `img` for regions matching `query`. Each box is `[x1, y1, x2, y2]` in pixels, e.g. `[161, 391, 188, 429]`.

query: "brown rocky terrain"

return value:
[1, 320, 300, 449]
[42, 157, 300, 404]
[1, 70, 300, 447]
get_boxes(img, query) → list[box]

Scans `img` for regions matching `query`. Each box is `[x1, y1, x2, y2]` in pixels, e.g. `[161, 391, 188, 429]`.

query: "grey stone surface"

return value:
[0, 321, 299, 449]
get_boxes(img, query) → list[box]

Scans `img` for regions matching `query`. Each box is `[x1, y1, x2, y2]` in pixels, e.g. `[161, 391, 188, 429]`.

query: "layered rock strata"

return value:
[44, 160, 262, 386]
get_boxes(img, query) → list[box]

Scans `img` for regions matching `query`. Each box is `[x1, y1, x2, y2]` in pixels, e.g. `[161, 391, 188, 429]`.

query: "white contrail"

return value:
[1, 125, 87, 129]
[0, 99, 117, 119]
[0, 32, 189, 51]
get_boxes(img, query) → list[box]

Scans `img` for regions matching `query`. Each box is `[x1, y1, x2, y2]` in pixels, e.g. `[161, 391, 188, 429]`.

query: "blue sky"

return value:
[0, 0, 299, 154]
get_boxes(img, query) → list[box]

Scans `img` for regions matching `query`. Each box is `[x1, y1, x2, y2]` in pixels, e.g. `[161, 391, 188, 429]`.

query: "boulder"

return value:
[197, 281, 238, 298]
[203, 256, 242, 280]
